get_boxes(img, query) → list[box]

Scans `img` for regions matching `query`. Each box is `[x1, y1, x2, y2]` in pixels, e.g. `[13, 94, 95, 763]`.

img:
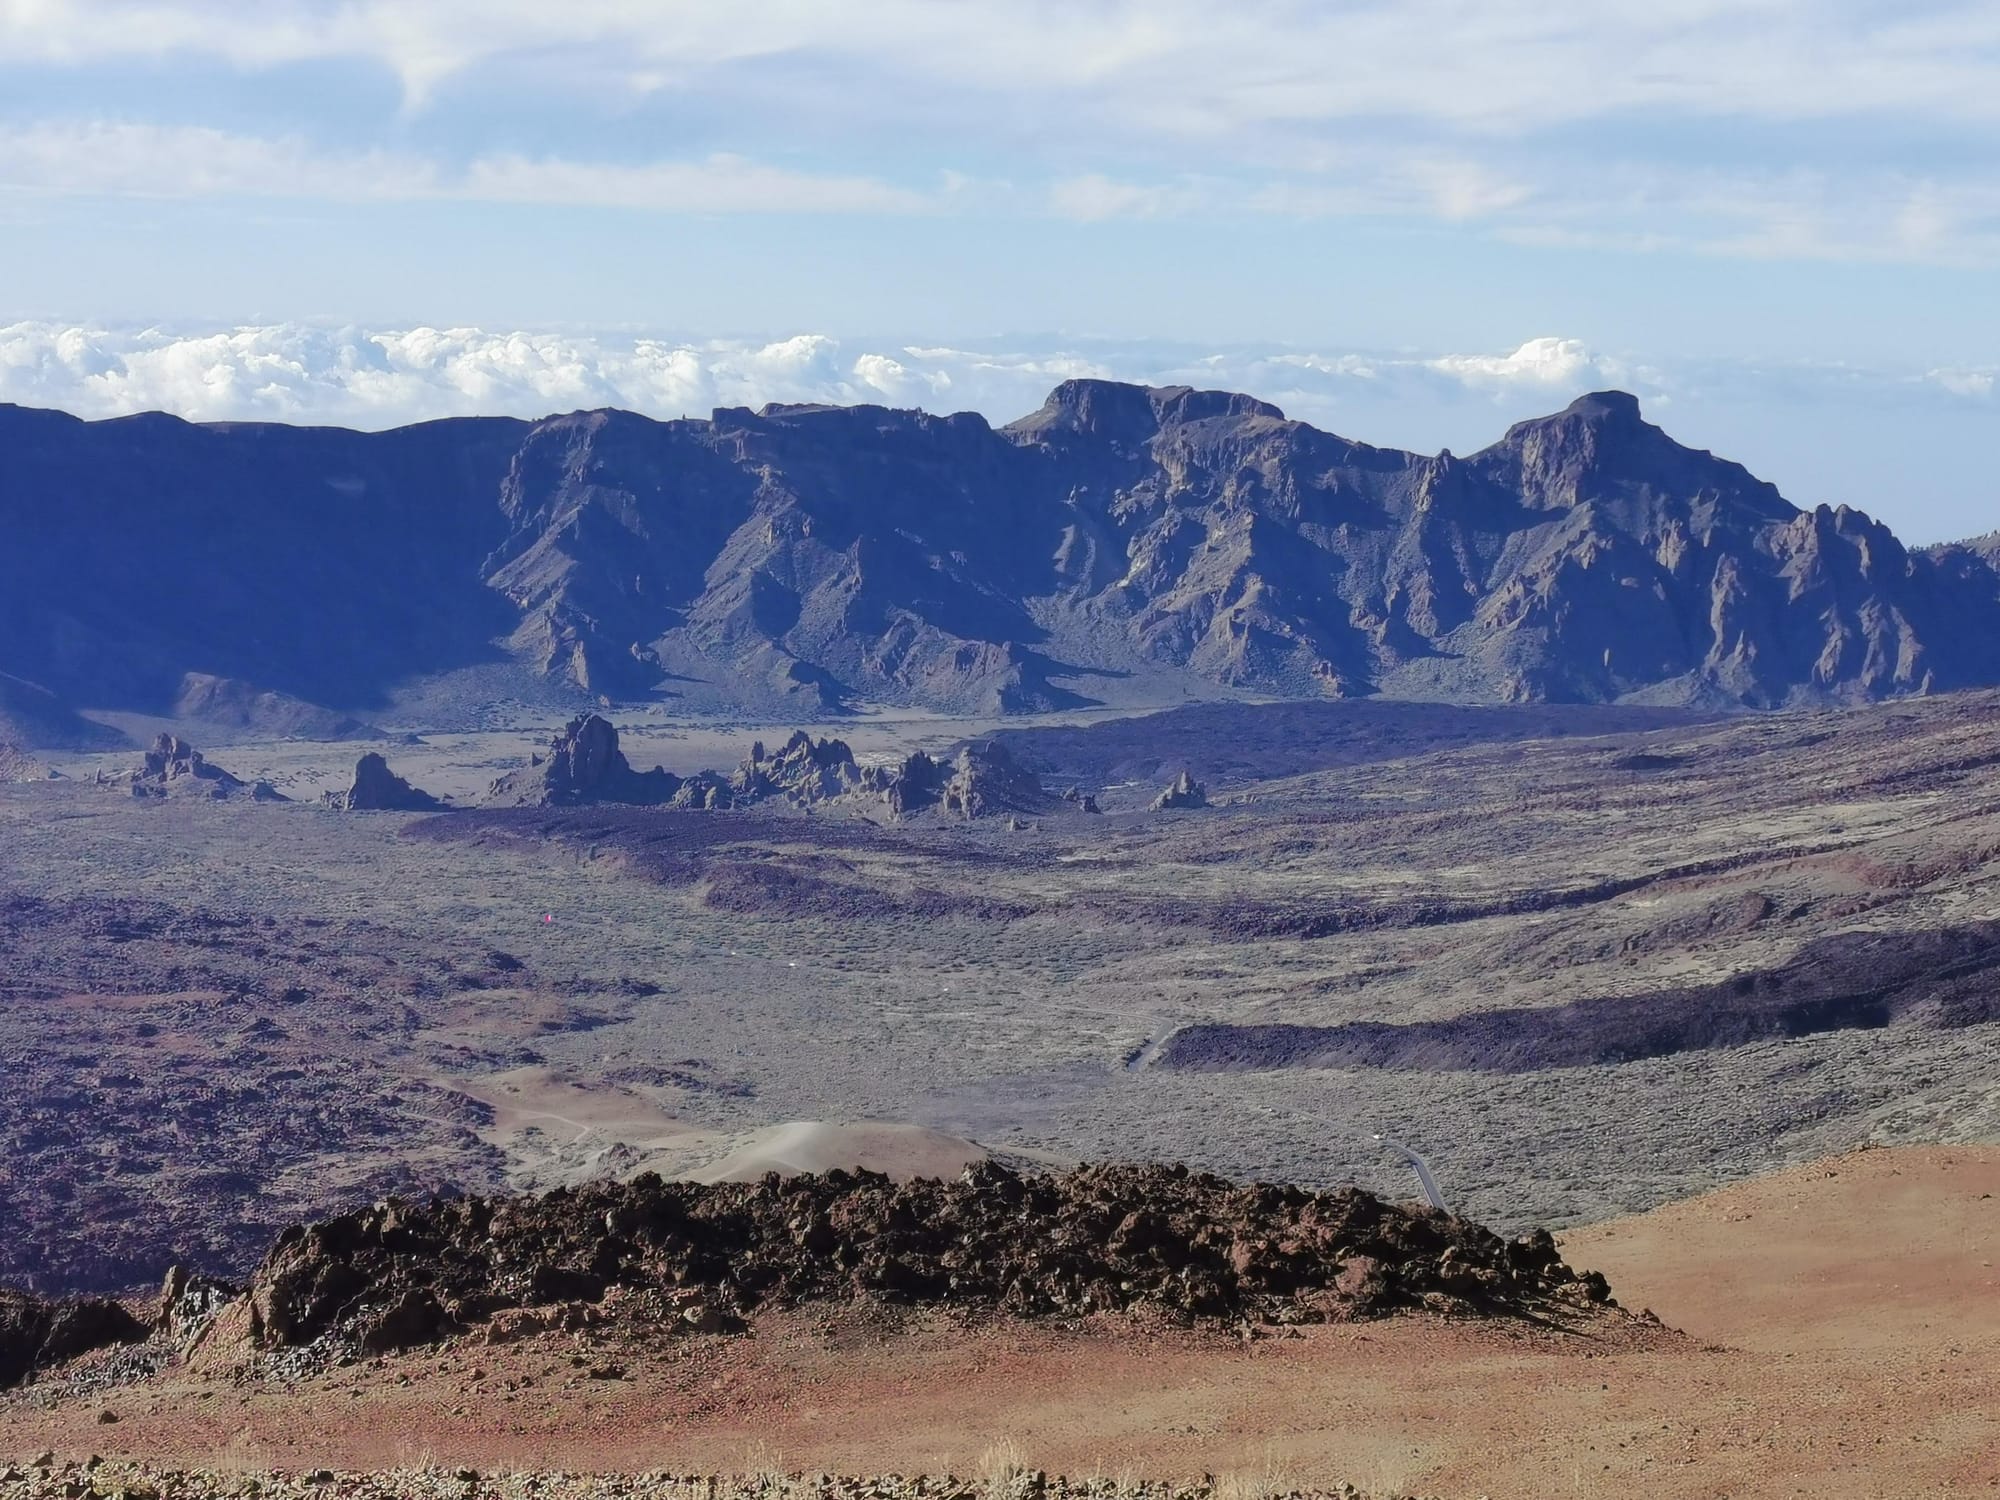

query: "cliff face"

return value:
[2, 385, 1993, 730]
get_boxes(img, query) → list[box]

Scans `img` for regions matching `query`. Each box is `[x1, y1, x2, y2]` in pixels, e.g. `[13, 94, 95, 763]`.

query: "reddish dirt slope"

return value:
[1, 1147, 1994, 1499]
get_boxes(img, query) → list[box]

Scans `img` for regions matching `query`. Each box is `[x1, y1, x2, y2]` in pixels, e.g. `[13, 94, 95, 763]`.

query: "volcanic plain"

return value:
[5, 691, 2000, 1305]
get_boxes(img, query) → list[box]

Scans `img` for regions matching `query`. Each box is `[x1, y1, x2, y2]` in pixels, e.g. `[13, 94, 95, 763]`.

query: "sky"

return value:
[0, 1, 1995, 540]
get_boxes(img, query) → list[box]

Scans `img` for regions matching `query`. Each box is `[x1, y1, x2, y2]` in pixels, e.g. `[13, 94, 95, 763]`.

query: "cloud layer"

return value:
[0, 323, 1645, 430]
[6, 322, 1990, 433]
[8, 1, 2000, 132]
[3, 5, 2000, 262]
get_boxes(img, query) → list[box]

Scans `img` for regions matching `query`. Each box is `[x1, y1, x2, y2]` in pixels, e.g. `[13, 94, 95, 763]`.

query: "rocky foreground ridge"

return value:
[5, 384, 1998, 729]
[0, 1162, 1622, 1390]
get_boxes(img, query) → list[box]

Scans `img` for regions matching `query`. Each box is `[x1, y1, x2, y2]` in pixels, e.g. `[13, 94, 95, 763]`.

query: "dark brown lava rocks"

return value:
[241, 1161, 1617, 1354]
[0, 1286, 146, 1389]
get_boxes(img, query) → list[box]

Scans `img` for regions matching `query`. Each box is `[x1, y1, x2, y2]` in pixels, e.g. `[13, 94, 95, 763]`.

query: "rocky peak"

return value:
[549, 714, 621, 790]
[1477, 389, 1794, 526]
[1009, 379, 1165, 445]
[1006, 380, 1287, 450]
[145, 734, 211, 781]
[1557, 389, 1644, 426]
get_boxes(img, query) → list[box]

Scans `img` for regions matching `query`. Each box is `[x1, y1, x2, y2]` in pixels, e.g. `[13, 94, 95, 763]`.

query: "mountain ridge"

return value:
[1, 384, 1994, 733]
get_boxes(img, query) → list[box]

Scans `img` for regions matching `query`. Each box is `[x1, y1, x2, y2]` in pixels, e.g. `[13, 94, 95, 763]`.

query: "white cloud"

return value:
[1928, 368, 1995, 398]
[0, 322, 1966, 438]
[6, 1, 2000, 134]
[5, 118, 1994, 267]
[460, 153, 934, 215]
[1427, 337, 1608, 388]
[2, 5, 1998, 263]
[0, 121, 440, 200]
[0, 122, 931, 214]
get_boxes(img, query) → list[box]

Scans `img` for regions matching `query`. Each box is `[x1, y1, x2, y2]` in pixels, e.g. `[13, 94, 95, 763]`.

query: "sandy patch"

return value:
[436, 1066, 717, 1186]
[688, 1120, 990, 1183]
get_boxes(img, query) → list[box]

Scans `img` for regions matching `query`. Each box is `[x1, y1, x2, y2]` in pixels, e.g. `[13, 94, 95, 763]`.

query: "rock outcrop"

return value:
[736, 731, 870, 805]
[327, 752, 445, 812]
[939, 741, 1063, 819]
[115, 734, 280, 800]
[1152, 770, 1208, 811]
[482, 719, 1076, 821]
[154, 1266, 241, 1353]
[5, 387, 1997, 721]
[232, 1161, 1618, 1356]
[0, 1286, 146, 1390]
[485, 715, 681, 807]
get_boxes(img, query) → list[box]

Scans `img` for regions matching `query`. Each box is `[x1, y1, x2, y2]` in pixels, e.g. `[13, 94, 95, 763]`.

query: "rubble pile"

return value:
[236, 1160, 1617, 1355]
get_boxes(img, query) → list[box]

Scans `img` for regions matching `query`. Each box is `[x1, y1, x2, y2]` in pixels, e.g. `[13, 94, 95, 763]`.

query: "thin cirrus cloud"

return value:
[0, 122, 931, 215]
[6, 1, 2000, 131]
[0, 4, 1997, 265]
[3, 120, 1997, 268]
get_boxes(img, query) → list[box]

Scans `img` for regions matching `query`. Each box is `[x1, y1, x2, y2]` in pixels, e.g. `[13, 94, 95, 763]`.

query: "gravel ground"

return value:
[0, 1457, 1417, 1500]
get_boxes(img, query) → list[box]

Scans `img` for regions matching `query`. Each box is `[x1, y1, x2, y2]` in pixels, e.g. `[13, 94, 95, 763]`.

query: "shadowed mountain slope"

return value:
[3, 385, 1996, 729]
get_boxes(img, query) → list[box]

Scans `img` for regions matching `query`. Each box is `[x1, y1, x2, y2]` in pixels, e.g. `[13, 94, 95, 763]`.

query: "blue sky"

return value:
[0, 1, 1996, 539]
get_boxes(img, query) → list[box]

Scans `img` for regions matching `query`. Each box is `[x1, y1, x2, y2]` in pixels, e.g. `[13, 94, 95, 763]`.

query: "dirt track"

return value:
[2, 1146, 1995, 1498]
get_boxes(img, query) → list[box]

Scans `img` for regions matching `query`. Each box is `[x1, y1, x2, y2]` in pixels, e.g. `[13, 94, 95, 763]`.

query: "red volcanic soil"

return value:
[2, 1147, 1996, 1500]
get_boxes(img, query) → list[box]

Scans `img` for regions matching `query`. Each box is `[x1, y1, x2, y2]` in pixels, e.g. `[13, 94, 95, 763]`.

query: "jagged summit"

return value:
[2, 381, 1996, 731]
